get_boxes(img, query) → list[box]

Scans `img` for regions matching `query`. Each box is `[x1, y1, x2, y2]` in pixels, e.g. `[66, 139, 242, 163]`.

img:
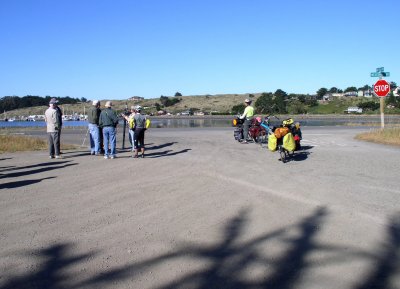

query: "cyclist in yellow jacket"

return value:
[239, 99, 254, 143]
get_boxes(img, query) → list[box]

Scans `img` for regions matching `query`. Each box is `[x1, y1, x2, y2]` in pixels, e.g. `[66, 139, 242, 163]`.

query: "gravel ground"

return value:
[0, 126, 399, 289]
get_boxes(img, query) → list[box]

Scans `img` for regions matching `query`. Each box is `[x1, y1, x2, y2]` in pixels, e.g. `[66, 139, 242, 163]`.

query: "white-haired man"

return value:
[88, 100, 102, 155]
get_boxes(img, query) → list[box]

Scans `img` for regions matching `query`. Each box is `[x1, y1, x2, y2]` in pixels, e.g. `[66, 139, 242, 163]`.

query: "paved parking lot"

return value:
[1, 126, 399, 289]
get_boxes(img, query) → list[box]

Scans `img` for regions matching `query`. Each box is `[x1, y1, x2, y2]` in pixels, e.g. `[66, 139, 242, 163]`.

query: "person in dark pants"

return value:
[44, 99, 62, 159]
[132, 105, 147, 158]
[50, 98, 63, 153]
[239, 99, 254, 144]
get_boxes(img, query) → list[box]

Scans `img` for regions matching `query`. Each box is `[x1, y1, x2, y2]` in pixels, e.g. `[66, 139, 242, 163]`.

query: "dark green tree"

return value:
[316, 88, 328, 99]
[255, 92, 274, 113]
[329, 87, 339, 93]
[358, 101, 379, 111]
[344, 86, 358, 93]
[174, 92, 182, 97]
[389, 82, 397, 90]
[386, 91, 397, 107]
[273, 90, 287, 114]
[231, 103, 245, 115]
[287, 100, 307, 114]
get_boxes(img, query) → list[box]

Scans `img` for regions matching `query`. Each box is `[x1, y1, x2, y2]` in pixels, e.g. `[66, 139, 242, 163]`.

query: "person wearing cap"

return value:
[45, 99, 62, 159]
[120, 106, 136, 152]
[239, 98, 254, 144]
[49, 98, 63, 153]
[87, 100, 102, 155]
[132, 105, 147, 158]
[99, 101, 119, 159]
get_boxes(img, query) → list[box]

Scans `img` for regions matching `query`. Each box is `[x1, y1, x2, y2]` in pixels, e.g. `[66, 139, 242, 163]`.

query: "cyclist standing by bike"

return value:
[239, 99, 254, 144]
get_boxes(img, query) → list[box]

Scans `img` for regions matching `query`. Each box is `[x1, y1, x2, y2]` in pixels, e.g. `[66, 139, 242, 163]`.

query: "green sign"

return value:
[377, 67, 384, 72]
[370, 71, 390, 77]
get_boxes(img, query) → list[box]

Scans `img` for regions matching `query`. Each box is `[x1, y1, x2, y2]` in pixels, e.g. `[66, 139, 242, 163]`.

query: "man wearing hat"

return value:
[239, 98, 254, 144]
[45, 99, 62, 158]
[132, 105, 147, 158]
[87, 100, 102, 155]
[49, 98, 63, 153]
[99, 101, 119, 159]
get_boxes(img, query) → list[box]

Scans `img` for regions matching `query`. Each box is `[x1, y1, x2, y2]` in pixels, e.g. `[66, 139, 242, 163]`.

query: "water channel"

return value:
[1, 115, 400, 128]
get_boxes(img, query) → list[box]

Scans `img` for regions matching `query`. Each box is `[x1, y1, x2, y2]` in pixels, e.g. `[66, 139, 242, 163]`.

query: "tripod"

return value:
[81, 128, 90, 147]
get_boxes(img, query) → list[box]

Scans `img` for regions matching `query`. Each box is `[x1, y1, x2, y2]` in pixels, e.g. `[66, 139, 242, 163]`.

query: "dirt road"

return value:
[1, 127, 399, 289]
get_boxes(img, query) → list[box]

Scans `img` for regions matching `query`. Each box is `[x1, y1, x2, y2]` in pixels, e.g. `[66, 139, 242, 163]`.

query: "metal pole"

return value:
[380, 97, 385, 129]
[379, 76, 385, 129]
[122, 103, 127, 149]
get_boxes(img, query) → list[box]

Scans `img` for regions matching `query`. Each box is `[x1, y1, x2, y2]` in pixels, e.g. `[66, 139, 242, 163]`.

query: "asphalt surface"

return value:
[0, 126, 399, 289]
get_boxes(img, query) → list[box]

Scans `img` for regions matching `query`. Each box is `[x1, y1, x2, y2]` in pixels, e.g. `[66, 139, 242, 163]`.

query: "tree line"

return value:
[0, 95, 86, 112]
[231, 83, 400, 115]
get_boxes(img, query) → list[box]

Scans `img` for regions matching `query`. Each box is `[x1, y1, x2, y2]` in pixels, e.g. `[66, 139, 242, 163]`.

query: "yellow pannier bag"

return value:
[128, 118, 135, 129]
[145, 118, 151, 129]
[283, 132, 296, 152]
[268, 134, 277, 152]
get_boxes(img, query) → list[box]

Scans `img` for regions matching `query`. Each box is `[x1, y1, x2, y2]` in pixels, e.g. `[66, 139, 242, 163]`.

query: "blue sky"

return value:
[0, 0, 399, 100]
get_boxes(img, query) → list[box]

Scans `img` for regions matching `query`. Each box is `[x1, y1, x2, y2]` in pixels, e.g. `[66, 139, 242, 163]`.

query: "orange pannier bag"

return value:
[274, 127, 289, 139]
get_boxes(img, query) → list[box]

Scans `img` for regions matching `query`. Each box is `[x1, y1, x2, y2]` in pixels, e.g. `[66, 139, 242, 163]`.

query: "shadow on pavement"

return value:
[145, 149, 191, 158]
[1, 209, 399, 289]
[1, 177, 56, 190]
[146, 142, 178, 151]
[0, 161, 77, 179]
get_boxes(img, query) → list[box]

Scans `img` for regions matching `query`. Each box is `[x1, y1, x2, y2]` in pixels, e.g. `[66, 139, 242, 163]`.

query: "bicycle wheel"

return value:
[256, 131, 266, 146]
[279, 146, 287, 163]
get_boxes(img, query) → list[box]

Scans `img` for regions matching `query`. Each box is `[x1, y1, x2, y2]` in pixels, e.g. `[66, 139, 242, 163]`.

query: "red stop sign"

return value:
[374, 79, 390, 97]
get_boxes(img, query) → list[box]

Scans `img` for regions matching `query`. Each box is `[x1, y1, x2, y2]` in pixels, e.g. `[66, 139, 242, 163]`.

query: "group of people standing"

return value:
[87, 100, 148, 159]
[45, 98, 148, 159]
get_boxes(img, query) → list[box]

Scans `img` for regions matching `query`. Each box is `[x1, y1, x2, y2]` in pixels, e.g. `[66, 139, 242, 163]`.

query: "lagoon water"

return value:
[1, 116, 400, 128]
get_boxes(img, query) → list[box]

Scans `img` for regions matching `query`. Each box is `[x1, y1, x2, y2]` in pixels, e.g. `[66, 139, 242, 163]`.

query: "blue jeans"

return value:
[129, 129, 135, 151]
[103, 126, 116, 157]
[88, 123, 100, 154]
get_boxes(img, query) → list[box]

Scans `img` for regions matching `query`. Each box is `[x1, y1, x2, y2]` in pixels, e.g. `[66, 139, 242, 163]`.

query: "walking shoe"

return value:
[132, 155, 138, 158]
[104, 156, 108, 159]
[141, 154, 144, 158]
[49, 156, 55, 159]
[55, 155, 63, 159]
[110, 156, 116, 159]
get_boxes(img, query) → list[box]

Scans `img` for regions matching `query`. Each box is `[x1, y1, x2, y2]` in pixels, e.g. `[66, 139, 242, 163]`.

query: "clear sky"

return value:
[1, 0, 399, 100]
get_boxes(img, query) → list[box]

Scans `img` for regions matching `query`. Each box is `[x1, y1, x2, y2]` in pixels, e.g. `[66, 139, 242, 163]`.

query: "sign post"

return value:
[370, 67, 391, 129]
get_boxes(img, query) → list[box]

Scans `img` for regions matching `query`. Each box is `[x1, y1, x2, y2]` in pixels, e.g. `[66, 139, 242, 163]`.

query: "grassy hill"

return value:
[1, 93, 259, 119]
[1, 93, 397, 119]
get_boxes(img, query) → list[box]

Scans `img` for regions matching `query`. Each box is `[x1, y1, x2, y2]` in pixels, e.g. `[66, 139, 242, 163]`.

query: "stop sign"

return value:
[374, 79, 390, 97]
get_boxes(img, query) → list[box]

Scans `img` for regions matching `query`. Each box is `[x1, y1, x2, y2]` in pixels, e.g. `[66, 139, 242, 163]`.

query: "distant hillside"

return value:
[1, 92, 396, 119]
[0, 93, 258, 118]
